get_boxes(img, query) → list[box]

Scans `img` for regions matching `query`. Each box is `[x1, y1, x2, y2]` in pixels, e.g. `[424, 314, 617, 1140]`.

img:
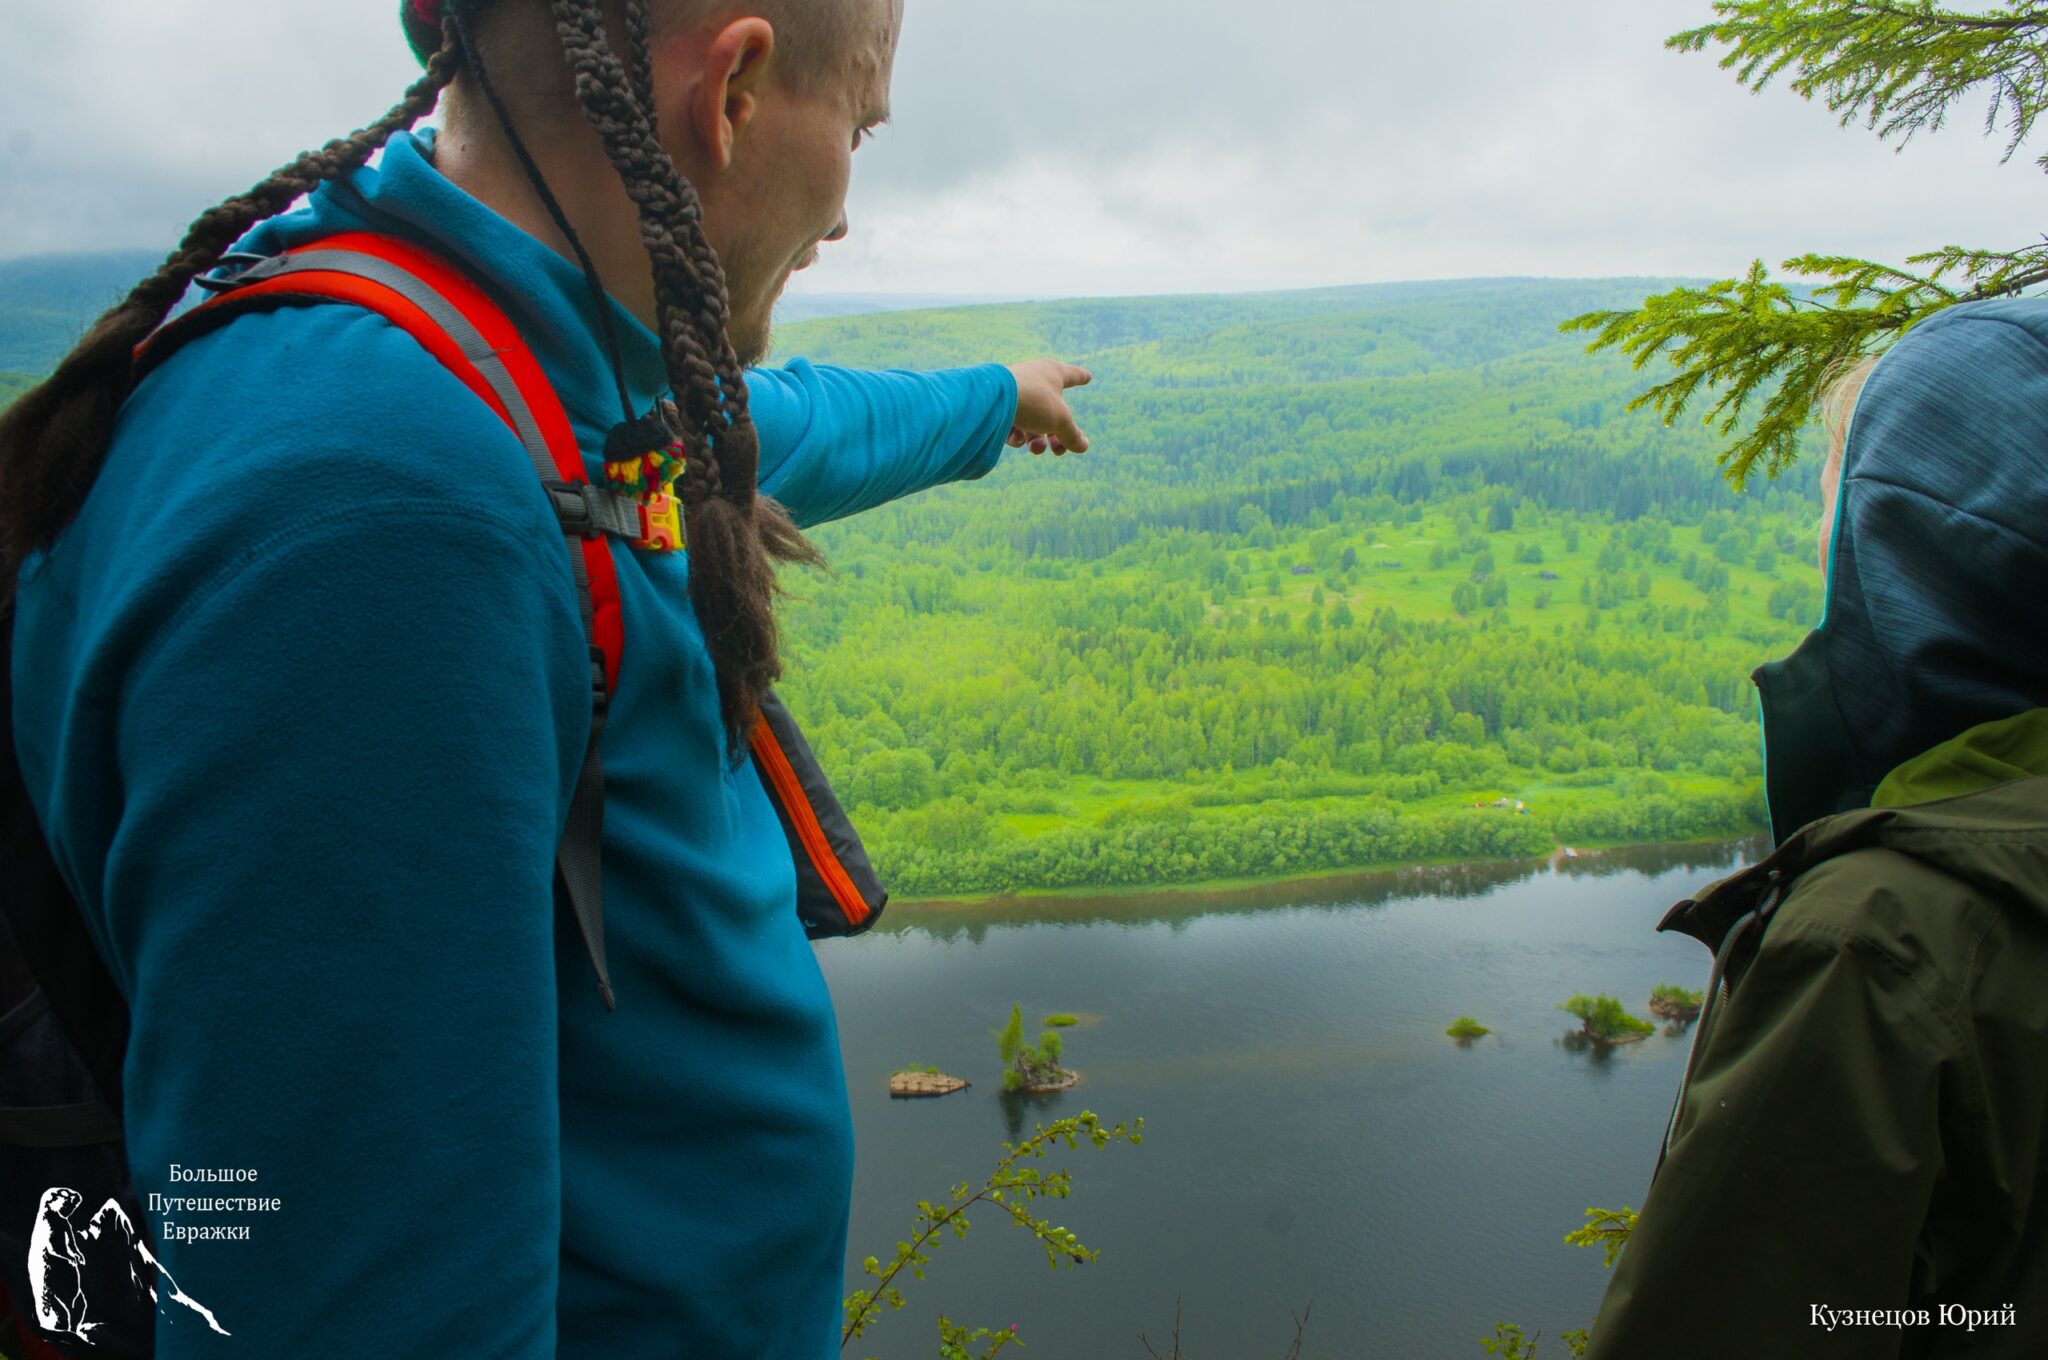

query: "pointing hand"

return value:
[1006, 360, 1093, 455]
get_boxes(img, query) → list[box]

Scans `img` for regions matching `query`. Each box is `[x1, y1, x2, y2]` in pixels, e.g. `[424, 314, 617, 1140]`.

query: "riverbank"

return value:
[861, 780, 1765, 904]
[886, 833, 1764, 916]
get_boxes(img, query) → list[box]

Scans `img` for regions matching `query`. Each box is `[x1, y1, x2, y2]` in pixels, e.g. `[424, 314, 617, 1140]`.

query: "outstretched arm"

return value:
[746, 356, 1091, 530]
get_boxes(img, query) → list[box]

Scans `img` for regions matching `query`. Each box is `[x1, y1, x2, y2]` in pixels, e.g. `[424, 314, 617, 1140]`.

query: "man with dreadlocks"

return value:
[0, 1, 1090, 1356]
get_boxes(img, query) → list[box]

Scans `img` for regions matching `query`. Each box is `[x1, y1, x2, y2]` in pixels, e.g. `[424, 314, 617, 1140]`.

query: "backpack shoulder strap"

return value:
[143, 231, 634, 1010]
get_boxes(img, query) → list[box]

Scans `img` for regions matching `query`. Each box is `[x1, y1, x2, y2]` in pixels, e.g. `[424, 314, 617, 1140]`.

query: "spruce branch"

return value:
[1903, 237, 2048, 290]
[1562, 260, 1884, 487]
[1670, 1, 2048, 161]
[1562, 1205, 1640, 1270]
[1561, 240, 2048, 486]
[1574, 3, 2048, 487]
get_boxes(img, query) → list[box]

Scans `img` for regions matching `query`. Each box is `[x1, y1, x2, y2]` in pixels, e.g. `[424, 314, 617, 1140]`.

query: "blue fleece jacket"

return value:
[10, 130, 1016, 1358]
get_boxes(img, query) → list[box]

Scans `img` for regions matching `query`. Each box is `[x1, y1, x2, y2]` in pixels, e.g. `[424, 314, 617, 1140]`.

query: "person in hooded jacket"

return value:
[1584, 298, 2048, 1358]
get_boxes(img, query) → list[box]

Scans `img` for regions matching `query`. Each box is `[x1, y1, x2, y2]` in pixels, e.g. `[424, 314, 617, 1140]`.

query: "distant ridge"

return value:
[0, 253, 1037, 377]
[1, 250, 1699, 387]
[0, 250, 160, 373]
[773, 292, 1044, 324]
[769, 275, 1702, 373]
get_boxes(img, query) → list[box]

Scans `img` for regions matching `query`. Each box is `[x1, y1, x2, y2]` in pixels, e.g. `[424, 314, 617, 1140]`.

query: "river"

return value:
[821, 840, 1760, 1360]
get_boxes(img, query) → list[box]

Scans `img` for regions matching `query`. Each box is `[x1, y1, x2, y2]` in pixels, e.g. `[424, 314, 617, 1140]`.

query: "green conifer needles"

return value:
[1562, 1205, 1640, 1270]
[1671, 1, 2048, 159]
[1565, 2, 2048, 489]
[1563, 264, 1875, 489]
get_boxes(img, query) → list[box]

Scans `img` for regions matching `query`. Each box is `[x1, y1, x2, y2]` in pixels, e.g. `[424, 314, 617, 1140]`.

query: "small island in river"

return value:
[998, 1004, 1078, 1092]
[889, 1067, 970, 1098]
[1648, 983, 1705, 1023]
[1445, 1015, 1491, 1042]
[1559, 994, 1656, 1046]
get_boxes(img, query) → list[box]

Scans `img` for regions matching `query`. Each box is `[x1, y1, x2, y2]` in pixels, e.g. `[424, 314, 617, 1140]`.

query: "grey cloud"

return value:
[1, 2, 424, 257]
[3, 0, 2041, 297]
[811, 0, 2044, 292]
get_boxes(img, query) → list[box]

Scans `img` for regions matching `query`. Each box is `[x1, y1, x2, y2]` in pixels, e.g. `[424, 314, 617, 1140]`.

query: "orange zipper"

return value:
[748, 719, 871, 928]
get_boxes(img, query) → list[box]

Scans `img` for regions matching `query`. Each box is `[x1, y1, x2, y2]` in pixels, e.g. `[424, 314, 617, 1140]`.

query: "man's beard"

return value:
[724, 272, 775, 369]
[731, 317, 770, 369]
[730, 252, 813, 369]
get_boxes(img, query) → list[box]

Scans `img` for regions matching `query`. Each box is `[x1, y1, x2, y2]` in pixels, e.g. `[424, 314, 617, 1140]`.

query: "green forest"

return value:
[2, 274, 1828, 899]
[768, 279, 1825, 899]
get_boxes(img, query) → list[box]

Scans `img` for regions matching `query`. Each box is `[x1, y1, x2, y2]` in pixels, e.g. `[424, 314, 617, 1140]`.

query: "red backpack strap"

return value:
[141, 231, 629, 688]
[138, 231, 628, 1010]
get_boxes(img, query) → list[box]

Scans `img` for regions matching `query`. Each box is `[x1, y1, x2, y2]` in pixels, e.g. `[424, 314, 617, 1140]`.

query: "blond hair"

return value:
[1818, 354, 1881, 480]
[1814, 354, 1880, 564]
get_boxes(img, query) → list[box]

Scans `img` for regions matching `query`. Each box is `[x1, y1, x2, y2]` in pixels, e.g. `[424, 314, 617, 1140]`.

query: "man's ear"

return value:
[679, 17, 776, 171]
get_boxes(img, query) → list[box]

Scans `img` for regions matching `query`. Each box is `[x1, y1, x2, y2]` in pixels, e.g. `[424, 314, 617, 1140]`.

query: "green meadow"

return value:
[771, 279, 1820, 898]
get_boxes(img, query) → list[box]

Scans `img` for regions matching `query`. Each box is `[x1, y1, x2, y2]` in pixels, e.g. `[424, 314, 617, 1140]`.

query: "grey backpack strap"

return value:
[198, 247, 643, 1011]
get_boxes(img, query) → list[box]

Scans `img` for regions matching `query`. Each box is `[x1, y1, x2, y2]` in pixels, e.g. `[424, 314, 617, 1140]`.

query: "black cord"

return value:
[448, 2, 637, 425]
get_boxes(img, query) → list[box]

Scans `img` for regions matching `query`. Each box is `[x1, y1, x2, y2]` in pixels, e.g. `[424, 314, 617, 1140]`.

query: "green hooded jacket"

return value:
[1587, 713, 2048, 1357]
[1588, 296, 2048, 1356]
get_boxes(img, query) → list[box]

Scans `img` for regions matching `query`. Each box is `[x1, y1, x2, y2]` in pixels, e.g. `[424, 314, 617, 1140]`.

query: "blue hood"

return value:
[1757, 299, 2048, 842]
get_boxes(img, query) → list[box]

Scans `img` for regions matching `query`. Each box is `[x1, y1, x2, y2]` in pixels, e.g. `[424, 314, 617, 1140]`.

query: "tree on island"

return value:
[1446, 1015, 1492, 1041]
[1566, 0, 2048, 488]
[1648, 984, 1706, 1022]
[1558, 994, 1656, 1045]
[996, 1003, 1074, 1092]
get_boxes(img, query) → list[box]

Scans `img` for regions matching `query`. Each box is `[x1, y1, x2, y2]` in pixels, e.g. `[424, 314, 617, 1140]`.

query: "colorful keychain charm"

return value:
[640, 490, 682, 551]
[602, 406, 688, 553]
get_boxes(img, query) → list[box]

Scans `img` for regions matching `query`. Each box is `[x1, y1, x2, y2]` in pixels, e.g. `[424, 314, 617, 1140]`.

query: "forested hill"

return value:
[775, 277, 1811, 535]
[0, 273, 1821, 898]
[770, 278, 1824, 898]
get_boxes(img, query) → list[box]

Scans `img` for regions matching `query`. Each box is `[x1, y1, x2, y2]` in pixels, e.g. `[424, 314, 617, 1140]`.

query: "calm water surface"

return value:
[821, 841, 1758, 1360]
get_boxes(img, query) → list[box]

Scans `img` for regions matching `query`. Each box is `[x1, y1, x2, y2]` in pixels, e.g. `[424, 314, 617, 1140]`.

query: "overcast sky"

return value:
[4, 0, 2042, 298]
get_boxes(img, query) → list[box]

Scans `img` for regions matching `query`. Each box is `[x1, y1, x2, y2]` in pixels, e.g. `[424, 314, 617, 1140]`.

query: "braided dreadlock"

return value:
[544, 0, 824, 759]
[0, 40, 463, 607]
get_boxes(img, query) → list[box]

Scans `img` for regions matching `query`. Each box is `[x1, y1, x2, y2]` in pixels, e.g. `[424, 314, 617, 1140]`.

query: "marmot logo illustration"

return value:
[29, 1187, 228, 1344]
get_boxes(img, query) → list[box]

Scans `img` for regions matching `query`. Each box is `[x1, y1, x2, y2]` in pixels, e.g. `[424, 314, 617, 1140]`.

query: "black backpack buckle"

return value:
[191, 252, 295, 294]
[589, 646, 610, 715]
[543, 480, 601, 538]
